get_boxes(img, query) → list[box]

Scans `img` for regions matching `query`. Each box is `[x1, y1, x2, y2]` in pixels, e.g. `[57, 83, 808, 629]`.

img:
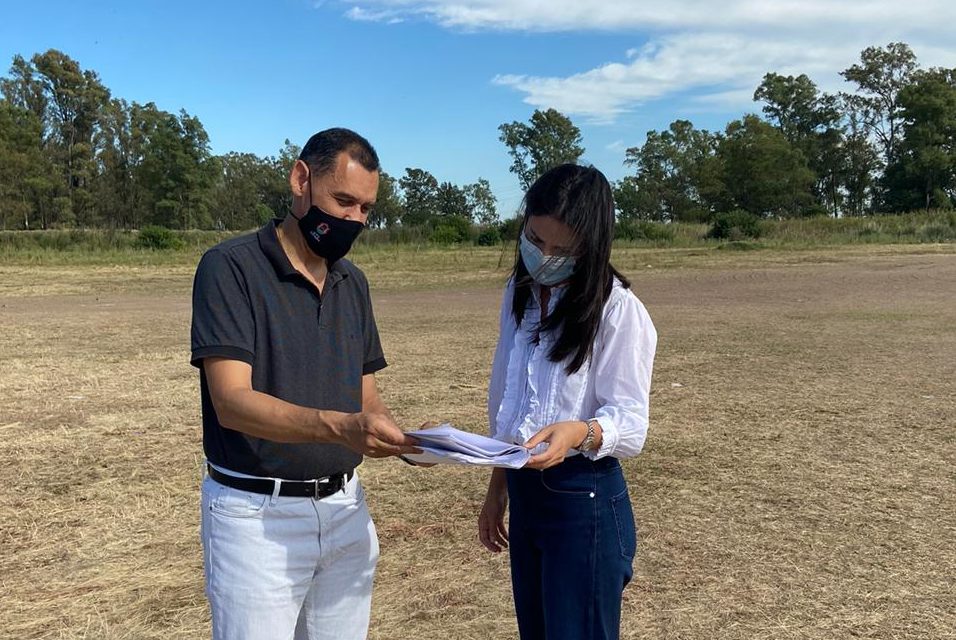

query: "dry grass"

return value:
[1, 245, 954, 639]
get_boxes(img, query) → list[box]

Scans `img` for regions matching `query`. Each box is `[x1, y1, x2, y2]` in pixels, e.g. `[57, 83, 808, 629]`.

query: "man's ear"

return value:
[289, 159, 310, 197]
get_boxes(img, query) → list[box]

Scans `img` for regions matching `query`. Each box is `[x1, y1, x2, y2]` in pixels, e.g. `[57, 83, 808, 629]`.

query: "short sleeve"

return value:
[361, 277, 387, 375]
[190, 249, 256, 368]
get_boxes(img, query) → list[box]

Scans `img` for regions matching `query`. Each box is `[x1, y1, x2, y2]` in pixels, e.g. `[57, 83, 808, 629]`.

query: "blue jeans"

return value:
[506, 455, 636, 640]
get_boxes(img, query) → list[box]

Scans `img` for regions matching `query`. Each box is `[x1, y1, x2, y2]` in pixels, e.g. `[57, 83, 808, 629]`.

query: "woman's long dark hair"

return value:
[512, 164, 630, 375]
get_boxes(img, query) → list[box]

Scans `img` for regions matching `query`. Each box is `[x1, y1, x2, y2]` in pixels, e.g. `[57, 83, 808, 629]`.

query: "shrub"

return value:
[616, 220, 675, 242]
[707, 210, 762, 240]
[359, 225, 430, 245]
[498, 217, 522, 241]
[856, 223, 881, 238]
[476, 226, 501, 246]
[918, 223, 956, 242]
[255, 204, 275, 224]
[135, 225, 184, 250]
[429, 216, 472, 244]
[800, 203, 830, 218]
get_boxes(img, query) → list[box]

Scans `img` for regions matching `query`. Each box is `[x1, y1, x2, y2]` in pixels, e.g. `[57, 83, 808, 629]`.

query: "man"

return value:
[190, 128, 419, 639]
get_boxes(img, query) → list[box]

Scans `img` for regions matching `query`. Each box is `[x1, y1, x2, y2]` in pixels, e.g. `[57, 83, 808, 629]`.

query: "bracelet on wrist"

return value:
[577, 419, 597, 452]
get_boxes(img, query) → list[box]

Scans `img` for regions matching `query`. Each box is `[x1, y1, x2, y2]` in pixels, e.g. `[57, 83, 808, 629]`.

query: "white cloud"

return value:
[688, 87, 763, 113]
[493, 33, 859, 122]
[341, 1, 956, 121]
[342, 0, 956, 32]
[345, 6, 403, 22]
[605, 139, 626, 153]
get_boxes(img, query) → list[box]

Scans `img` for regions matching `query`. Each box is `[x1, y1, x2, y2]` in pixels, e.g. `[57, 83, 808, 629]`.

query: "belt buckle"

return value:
[313, 476, 333, 500]
[313, 474, 344, 500]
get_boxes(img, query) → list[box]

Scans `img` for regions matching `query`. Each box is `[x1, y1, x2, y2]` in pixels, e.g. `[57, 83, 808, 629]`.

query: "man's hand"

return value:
[524, 420, 589, 470]
[335, 412, 421, 458]
[401, 421, 439, 467]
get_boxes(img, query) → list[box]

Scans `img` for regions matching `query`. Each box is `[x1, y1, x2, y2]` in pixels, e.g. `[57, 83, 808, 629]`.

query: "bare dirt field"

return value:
[1, 246, 954, 639]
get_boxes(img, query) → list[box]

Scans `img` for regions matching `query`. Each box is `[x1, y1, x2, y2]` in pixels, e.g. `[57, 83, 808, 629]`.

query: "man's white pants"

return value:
[201, 471, 379, 640]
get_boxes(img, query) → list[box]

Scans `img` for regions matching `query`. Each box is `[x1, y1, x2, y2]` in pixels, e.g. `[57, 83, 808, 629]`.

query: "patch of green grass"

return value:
[1, 210, 955, 269]
[764, 210, 956, 246]
[0, 228, 232, 267]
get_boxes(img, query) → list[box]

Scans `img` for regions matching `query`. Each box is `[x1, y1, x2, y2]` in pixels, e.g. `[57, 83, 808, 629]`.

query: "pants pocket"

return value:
[610, 488, 637, 559]
[208, 481, 269, 518]
[539, 466, 596, 496]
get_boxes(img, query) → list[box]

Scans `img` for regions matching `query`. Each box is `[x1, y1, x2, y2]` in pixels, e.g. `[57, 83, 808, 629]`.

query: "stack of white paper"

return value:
[404, 423, 530, 469]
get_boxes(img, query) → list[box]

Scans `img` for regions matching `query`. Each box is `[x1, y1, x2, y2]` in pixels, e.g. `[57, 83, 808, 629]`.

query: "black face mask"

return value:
[292, 169, 365, 264]
[293, 205, 364, 264]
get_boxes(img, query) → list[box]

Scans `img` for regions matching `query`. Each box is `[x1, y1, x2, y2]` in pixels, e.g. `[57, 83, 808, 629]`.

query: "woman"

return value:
[479, 164, 657, 640]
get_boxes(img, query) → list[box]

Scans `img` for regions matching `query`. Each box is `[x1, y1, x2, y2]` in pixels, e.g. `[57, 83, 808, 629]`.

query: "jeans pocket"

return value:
[539, 467, 596, 496]
[209, 483, 269, 518]
[610, 489, 637, 559]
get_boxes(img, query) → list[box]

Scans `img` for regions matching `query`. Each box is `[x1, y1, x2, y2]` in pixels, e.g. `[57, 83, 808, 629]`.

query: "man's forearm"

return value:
[363, 394, 393, 420]
[214, 387, 349, 444]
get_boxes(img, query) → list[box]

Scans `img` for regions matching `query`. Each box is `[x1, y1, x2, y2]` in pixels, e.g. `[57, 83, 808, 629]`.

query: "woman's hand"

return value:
[524, 420, 589, 470]
[478, 469, 509, 552]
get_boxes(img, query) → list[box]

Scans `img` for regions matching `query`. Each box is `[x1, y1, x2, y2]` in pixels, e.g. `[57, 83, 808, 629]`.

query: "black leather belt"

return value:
[207, 465, 353, 499]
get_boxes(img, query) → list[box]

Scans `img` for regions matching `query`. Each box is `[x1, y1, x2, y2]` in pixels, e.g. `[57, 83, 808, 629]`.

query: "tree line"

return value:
[496, 43, 956, 223]
[1, 43, 954, 233]
[0, 49, 499, 232]
[612, 42, 956, 221]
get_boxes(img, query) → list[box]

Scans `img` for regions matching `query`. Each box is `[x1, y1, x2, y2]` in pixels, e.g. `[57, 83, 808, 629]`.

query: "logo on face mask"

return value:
[310, 222, 332, 243]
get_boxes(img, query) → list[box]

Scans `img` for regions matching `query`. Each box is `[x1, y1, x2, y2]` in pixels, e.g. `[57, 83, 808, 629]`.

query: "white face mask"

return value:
[519, 233, 576, 285]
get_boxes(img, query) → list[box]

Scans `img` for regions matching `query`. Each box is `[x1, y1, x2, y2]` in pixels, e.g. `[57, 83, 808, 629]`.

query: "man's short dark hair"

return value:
[299, 128, 380, 177]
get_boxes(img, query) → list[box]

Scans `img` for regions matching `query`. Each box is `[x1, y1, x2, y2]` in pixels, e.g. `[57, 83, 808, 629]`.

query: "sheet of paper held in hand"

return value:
[404, 423, 531, 469]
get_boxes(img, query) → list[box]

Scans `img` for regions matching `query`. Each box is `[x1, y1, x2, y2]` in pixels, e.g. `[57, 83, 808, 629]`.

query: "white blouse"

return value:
[487, 278, 657, 460]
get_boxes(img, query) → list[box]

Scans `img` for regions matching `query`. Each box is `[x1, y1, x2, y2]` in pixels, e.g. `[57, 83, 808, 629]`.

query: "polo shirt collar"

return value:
[259, 218, 349, 286]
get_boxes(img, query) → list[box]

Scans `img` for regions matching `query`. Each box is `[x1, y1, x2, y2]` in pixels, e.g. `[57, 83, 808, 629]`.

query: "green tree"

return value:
[276, 138, 301, 172]
[755, 73, 827, 142]
[92, 98, 139, 228]
[0, 55, 49, 141]
[435, 181, 470, 220]
[0, 101, 48, 229]
[613, 176, 650, 221]
[369, 170, 403, 229]
[399, 167, 439, 227]
[622, 120, 722, 222]
[883, 68, 956, 211]
[754, 72, 845, 214]
[33, 50, 110, 226]
[717, 115, 816, 217]
[499, 108, 584, 190]
[1, 50, 110, 227]
[259, 139, 300, 221]
[464, 178, 498, 225]
[210, 152, 268, 229]
[840, 97, 881, 216]
[841, 42, 919, 165]
[130, 102, 215, 229]
[1, 51, 297, 230]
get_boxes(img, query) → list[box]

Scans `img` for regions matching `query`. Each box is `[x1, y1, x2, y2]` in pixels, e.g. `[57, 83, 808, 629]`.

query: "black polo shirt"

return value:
[190, 219, 386, 480]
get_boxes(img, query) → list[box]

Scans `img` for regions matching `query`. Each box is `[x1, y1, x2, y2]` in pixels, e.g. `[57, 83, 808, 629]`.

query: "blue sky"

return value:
[3, 0, 955, 216]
